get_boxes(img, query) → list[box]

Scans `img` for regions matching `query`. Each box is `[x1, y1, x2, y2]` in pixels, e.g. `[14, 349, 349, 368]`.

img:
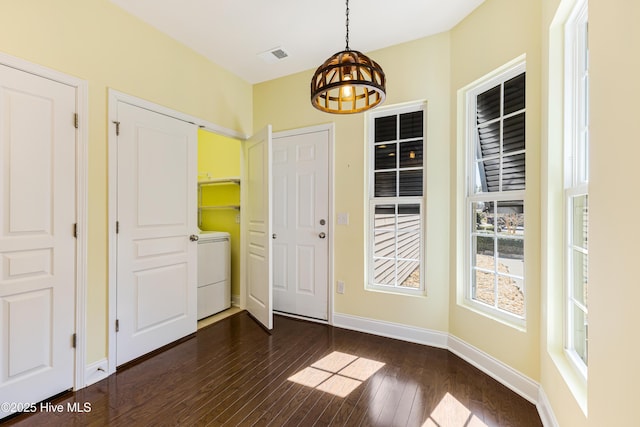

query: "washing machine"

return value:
[197, 231, 231, 320]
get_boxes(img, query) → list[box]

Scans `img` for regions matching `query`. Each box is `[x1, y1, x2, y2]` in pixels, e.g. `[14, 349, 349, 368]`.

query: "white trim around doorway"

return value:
[272, 123, 335, 325]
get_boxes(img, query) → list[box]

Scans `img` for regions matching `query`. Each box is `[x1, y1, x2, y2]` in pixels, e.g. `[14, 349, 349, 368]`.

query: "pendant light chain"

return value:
[345, 0, 350, 51]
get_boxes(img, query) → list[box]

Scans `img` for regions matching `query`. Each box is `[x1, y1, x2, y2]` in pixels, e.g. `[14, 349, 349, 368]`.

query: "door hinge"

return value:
[73, 223, 78, 238]
[74, 113, 79, 129]
[113, 120, 120, 136]
[116, 221, 120, 234]
[115, 319, 119, 332]
[72, 333, 77, 348]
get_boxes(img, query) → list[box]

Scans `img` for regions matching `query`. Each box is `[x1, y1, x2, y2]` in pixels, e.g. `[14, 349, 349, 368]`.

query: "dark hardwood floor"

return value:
[3, 312, 542, 426]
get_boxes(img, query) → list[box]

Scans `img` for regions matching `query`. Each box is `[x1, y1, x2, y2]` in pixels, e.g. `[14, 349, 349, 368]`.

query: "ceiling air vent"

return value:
[257, 47, 289, 64]
[271, 49, 288, 59]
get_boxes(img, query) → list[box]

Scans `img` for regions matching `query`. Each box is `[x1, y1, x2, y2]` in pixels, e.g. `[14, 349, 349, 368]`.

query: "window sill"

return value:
[366, 284, 426, 298]
[548, 348, 588, 416]
[459, 298, 527, 332]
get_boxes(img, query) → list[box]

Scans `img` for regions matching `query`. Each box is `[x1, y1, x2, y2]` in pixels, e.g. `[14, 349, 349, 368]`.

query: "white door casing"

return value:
[243, 126, 273, 330]
[0, 63, 78, 417]
[115, 102, 198, 366]
[272, 128, 330, 320]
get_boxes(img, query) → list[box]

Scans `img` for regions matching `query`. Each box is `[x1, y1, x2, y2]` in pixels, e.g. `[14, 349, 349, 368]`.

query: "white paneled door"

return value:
[115, 102, 198, 366]
[0, 64, 77, 418]
[244, 126, 273, 330]
[272, 127, 329, 320]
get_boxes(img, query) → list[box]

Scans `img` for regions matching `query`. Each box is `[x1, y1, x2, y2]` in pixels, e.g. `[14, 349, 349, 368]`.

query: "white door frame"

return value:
[0, 52, 88, 389]
[107, 90, 245, 374]
[272, 123, 335, 325]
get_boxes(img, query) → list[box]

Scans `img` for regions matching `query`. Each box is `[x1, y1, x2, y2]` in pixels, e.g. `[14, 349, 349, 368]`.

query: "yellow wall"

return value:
[449, 0, 542, 380]
[254, 32, 452, 332]
[539, 0, 589, 423]
[584, 0, 640, 425]
[0, 0, 253, 363]
[198, 129, 242, 298]
[541, 0, 640, 424]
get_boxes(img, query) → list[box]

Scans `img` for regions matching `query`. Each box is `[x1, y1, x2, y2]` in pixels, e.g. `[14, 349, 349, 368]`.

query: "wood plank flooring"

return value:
[3, 312, 542, 426]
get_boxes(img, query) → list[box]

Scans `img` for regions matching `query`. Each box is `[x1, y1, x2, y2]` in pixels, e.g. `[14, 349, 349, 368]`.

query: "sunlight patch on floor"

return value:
[422, 392, 487, 427]
[288, 351, 385, 398]
[288, 367, 333, 388]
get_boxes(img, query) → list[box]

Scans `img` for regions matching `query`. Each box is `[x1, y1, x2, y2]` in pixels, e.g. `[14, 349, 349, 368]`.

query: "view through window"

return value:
[368, 104, 426, 293]
[466, 64, 527, 320]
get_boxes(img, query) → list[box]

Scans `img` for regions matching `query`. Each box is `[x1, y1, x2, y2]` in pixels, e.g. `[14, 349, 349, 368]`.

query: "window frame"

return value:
[367, 102, 427, 295]
[464, 61, 527, 327]
[564, 0, 589, 379]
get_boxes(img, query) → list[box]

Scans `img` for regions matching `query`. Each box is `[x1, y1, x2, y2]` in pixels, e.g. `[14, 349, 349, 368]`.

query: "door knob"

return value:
[189, 234, 199, 242]
[319, 232, 326, 239]
[272, 233, 277, 239]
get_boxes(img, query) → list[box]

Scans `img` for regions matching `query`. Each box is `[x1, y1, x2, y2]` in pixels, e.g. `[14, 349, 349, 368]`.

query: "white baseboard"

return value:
[332, 313, 449, 349]
[447, 335, 539, 404]
[333, 312, 544, 412]
[537, 386, 560, 427]
[84, 358, 108, 387]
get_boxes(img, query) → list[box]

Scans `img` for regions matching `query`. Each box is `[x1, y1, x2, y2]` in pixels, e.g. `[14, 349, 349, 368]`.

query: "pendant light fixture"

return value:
[310, 0, 386, 114]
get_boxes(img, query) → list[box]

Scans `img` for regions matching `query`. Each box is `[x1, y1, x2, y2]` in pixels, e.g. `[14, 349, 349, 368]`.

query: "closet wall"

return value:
[198, 129, 242, 302]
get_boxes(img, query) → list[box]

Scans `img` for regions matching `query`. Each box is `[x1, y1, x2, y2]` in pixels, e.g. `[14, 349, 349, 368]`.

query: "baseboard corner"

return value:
[84, 358, 109, 387]
[447, 334, 539, 405]
[537, 386, 560, 427]
[332, 312, 541, 410]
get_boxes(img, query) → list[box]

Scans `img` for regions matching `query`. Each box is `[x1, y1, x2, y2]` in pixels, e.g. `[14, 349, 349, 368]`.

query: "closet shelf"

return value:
[199, 205, 240, 211]
[198, 177, 241, 186]
[197, 176, 241, 227]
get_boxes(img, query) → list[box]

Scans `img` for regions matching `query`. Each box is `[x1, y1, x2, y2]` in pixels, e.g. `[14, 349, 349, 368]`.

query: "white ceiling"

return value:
[109, 0, 484, 84]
